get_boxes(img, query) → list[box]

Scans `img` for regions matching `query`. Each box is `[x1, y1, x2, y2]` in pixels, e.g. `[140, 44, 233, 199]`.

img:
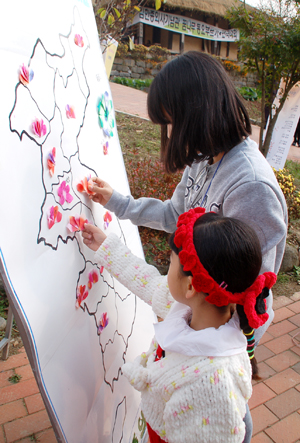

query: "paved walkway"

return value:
[1, 296, 300, 442]
[1, 83, 300, 442]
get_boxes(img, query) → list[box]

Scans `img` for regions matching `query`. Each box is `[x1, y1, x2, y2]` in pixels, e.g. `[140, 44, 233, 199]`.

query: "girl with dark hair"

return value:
[89, 51, 287, 345]
[82, 208, 276, 443]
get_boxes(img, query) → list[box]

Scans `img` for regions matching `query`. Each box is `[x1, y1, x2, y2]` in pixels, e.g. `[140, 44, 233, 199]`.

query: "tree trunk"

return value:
[259, 65, 266, 152]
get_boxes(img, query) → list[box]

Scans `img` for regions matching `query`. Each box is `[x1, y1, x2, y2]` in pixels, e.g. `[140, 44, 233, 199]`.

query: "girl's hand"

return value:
[88, 177, 113, 206]
[82, 224, 107, 251]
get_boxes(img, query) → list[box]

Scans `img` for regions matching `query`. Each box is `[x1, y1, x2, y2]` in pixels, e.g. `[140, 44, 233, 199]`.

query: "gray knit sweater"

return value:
[106, 137, 288, 340]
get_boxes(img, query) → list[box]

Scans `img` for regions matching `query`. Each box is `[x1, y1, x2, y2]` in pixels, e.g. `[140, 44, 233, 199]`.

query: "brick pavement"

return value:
[1, 296, 300, 442]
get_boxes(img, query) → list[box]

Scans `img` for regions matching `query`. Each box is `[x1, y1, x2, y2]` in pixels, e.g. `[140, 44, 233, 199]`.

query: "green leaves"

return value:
[227, 1, 300, 155]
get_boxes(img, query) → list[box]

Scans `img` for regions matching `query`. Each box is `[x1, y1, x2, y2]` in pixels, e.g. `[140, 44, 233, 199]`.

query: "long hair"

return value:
[148, 51, 251, 173]
[169, 212, 263, 379]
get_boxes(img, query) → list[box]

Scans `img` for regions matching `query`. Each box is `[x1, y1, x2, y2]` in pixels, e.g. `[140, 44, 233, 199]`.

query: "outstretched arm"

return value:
[87, 168, 189, 233]
[82, 225, 174, 319]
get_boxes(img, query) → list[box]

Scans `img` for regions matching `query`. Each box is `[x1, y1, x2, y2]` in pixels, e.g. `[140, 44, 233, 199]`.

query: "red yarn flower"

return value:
[174, 208, 277, 329]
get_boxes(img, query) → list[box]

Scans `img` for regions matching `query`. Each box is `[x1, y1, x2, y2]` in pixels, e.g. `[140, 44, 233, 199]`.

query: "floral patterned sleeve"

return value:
[94, 233, 174, 319]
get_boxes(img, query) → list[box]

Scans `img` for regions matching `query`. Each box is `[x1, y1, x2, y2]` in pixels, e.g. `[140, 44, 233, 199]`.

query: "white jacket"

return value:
[95, 234, 252, 443]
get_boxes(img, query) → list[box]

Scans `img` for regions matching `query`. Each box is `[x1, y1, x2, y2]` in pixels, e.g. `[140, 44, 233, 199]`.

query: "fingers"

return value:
[83, 223, 98, 234]
[91, 177, 105, 186]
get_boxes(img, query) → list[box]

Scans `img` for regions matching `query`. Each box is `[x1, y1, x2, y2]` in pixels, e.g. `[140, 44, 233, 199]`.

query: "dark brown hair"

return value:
[147, 51, 251, 173]
[169, 212, 264, 379]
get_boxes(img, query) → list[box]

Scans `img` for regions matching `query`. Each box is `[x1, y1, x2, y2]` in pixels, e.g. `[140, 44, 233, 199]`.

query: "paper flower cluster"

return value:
[76, 285, 88, 309]
[47, 148, 56, 177]
[74, 34, 84, 47]
[67, 215, 88, 233]
[19, 64, 34, 85]
[98, 92, 114, 138]
[66, 105, 75, 119]
[88, 270, 99, 290]
[77, 176, 95, 196]
[97, 312, 109, 334]
[58, 181, 73, 205]
[103, 211, 112, 229]
[32, 118, 47, 137]
[103, 141, 109, 155]
[47, 206, 62, 229]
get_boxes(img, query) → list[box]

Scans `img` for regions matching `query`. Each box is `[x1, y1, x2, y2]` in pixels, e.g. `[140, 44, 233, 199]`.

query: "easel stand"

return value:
[0, 304, 13, 360]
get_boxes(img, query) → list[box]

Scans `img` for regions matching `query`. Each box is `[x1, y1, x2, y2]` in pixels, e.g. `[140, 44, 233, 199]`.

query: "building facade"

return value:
[128, 0, 247, 60]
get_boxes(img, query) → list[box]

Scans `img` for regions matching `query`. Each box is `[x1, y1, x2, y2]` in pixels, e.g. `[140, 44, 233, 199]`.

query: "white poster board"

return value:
[0, 1, 153, 442]
[266, 80, 300, 170]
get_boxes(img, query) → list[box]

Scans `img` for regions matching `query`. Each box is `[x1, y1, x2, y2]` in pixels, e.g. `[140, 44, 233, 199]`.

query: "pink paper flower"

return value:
[104, 211, 112, 229]
[67, 215, 88, 233]
[103, 141, 109, 155]
[32, 118, 47, 137]
[47, 206, 62, 229]
[76, 285, 88, 308]
[88, 270, 99, 290]
[97, 312, 109, 334]
[74, 34, 84, 47]
[77, 176, 95, 196]
[57, 181, 73, 205]
[19, 64, 34, 85]
[47, 148, 56, 177]
[66, 105, 75, 119]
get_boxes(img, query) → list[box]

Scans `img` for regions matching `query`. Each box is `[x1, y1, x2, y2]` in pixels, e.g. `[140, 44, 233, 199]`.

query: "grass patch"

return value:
[285, 160, 300, 188]
[116, 113, 161, 162]
[8, 373, 22, 384]
[0, 287, 9, 319]
[276, 272, 290, 284]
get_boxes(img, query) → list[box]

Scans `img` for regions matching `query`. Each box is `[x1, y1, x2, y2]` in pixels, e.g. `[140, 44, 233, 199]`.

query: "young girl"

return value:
[82, 208, 276, 443]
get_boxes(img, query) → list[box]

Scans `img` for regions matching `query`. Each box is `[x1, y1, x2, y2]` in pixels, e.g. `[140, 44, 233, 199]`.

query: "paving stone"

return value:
[0, 369, 14, 388]
[291, 292, 300, 301]
[264, 334, 294, 354]
[265, 412, 300, 442]
[273, 296, 293, 310]
[0, 427, 5, 443]
[288, 300, 300, 314]
[291, 345, 300, 357]
[0, 378, 39, 406]
[25, 393, 46, 414]
[251, 404, 278, 435]
[254, 345, 275, 363]
[35, 428, 58, 442]
[273, 307, 295, 323]
[15, 364, 34, 382]
[251, 432, 275, 442]
[265, 388, 300, 419]
[289, 313, 300, 327]
[264, 368, 300, 394]
[0, 353, 29, 372]
[4, 410, 51, 443]
[257, 362, 276, 380]
[259, 331, 273, 345]
[0, 399, 27, 425]
[267, 319, 297, 337]
[265, 350, 300, 372]
[248, 383, 276, 410]
[292, 361, 300, 375]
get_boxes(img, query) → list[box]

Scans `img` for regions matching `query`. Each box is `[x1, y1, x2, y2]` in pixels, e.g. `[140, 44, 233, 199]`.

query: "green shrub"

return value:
[274, 168, 300, 220]
[113, 77, 153, 91]
[237, 86, 258, 101]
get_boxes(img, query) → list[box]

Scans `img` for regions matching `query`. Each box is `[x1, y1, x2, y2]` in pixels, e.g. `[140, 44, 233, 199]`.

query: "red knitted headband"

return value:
[174, 208, 277, 329]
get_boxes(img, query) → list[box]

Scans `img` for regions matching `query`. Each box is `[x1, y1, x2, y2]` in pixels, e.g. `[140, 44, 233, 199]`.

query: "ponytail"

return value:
[237, 287, 271, 380]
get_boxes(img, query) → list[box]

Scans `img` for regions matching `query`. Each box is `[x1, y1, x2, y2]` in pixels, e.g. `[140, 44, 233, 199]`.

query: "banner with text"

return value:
[132, 7, 239, 42]
[266, 81, 300, 170]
